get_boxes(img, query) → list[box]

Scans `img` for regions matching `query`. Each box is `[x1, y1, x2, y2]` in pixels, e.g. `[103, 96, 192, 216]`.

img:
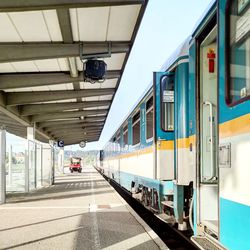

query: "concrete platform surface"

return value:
[0, 166, 167, 250]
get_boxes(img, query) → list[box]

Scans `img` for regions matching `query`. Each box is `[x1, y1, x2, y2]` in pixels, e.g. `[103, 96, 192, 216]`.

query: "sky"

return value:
[7, 0, 213, 152]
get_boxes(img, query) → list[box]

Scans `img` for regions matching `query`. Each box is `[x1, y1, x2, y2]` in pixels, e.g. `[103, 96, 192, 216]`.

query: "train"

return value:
[96, 1, 250, 249]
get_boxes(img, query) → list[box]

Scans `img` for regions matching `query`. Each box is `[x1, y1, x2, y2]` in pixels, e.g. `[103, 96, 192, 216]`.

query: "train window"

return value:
[161, 74, 174, 131]
[226, 0, 250, 104]
[132, 111, 140, 145]
[146, 96, 154, 140]
[117, 132, 120, 152]
[123, 124, 128, 149]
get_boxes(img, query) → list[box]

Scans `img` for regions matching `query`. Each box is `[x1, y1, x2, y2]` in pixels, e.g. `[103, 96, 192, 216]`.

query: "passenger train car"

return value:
[97, 1, 250, 249]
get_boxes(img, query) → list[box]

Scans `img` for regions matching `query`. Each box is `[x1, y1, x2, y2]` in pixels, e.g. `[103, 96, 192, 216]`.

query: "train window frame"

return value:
[146, 95, 154, 142]
[132, 110, 141, 146]
[160, 73, 175, 132]
[122, 123, 129, 150]
[225, 0, 250, 106]
[116, 131, 121, 152]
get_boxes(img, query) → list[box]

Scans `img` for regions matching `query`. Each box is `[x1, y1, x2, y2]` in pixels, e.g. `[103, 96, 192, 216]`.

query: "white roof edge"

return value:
[191, 0, 217, 35]
[160, 37, 190, 72]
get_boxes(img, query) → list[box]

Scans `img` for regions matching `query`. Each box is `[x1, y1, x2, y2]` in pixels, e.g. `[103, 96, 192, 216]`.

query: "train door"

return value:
[153, 72, 175, 180]
[198, 24, 219, 236]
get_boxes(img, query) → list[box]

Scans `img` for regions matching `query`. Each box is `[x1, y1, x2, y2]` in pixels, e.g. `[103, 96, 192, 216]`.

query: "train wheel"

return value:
[152, 189, 160, 212]
[147, 188, 152, 207]
[141, 187, 147, 206]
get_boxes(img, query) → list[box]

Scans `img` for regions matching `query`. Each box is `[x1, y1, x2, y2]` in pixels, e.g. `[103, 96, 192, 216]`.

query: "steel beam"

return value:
[0, 71, 120, 90]
[0, 1, 144, 12]
[0, 42, 130, 63]
[52, 132, 101, 138]
[49, 126, 103, 133]
[19, 101, 111, 116]
[56, 9, 73, 43]
[64, 138, 97, 146]
[6, 88, 115, 106]
[51, 130, 101, 137]
[46, 124, 103, 134]
[31, 109, 108, 122]
[37, 116, 106, 128]
[57, 135, 100, 141]
[44, 122, 104, 131]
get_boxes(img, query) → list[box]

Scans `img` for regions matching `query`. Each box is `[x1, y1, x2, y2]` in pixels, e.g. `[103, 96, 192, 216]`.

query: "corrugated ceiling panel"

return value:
[104, 53, 126, 70]
[63, 109, 79, 112]
[71, 7, 109, 41]
[80, 79, 117, 89]
[4, 85, 73, 92]
[9, 11, 51, 42]
[1, 59, 69, 72]
[42, 10, 63, 41]
[35, 59, 61, 71]
[0, 13, 22, 42]
[4, 87, 32, 92]
[98, 105, 110, 110]
[57, 58, 69, 71]
[102, 79, 117, 88]
[83, 107, 100, 110]
[69, 9, 79, 41]
[0, 63, 16, 73]
[87, 113, 106, 117]
[82, 96, 100, 101]
[84, 105, 110, 111]
[99, 95, 113, 100]
[48, 83, 74, 91]
[80, 82, 101, 89]
[30, 86, 50, 91]
[38, 99, 77, 104]
[107, 5, 141, 41]
[11, 61, 38, 72]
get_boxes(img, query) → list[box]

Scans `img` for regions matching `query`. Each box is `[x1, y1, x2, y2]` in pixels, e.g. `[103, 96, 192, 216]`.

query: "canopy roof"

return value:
[0, 0, 147, 145]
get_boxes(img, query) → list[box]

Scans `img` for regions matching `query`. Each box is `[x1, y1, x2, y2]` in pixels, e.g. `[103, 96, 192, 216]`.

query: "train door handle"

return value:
[203, 101, 216, 181]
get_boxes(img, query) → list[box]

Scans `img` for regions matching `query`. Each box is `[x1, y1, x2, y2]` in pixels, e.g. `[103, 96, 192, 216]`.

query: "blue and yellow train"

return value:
[97, 1, 250, 249]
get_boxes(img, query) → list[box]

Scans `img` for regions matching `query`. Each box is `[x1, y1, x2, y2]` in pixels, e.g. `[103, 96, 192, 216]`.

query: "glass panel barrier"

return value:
[28, 140, 36, 190]
[6, 143, 26, 192]
[36, 144, 42, 188]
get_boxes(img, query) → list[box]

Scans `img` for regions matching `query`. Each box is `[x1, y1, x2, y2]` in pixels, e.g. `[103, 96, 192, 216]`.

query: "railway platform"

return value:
[0, 166, 167, 250]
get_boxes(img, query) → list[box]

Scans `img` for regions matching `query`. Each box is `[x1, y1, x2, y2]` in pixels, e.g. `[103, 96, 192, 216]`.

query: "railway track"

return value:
[101, 173, 199, 250]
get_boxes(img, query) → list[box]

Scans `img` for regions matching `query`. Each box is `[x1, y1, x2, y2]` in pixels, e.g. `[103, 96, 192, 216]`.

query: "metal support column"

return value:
[58, 147, 64, 174]
[0, 128, 6, 204]
[49, 140, 55, 185]
[26, 126, 35, 192]
[8, 145, 12, 187]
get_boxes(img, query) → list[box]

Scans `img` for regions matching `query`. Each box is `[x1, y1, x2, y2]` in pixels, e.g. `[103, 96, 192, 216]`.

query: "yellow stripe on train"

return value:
[219, 113, 250, 138]
[176, 135, 196, 149]
[156, 140, 174, 150]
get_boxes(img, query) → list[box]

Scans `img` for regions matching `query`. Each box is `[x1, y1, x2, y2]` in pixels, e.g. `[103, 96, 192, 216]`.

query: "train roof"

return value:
[160, 37, 190, 72]
[191, 0, 217, 37]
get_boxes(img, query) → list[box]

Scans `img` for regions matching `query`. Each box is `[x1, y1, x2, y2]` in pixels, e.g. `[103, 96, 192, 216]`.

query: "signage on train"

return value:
[163, 90, 174, 103]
